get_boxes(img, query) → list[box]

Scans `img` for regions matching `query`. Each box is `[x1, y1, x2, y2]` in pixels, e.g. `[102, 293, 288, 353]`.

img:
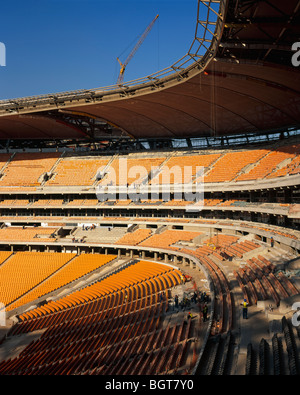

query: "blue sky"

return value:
[0, 0, 197, 100]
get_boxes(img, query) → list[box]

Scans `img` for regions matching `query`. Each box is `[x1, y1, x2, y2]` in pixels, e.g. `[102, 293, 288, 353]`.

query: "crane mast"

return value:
[117, 14, 159, 84]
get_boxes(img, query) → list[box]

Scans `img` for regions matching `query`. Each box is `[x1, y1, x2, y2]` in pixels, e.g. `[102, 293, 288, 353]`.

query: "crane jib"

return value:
[117, 14, 159, 84]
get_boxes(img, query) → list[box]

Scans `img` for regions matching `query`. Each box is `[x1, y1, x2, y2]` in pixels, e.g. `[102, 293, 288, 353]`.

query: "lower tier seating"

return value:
[0, 261, 193, 375]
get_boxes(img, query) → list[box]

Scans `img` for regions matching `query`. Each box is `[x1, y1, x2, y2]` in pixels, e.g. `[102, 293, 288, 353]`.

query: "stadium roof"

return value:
[0, 0, 299, 140]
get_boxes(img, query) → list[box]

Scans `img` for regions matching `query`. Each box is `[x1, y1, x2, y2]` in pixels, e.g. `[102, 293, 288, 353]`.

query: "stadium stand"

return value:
[151, 153, 221, 184]
[0, 153, 299, 376]
[0, 0, 299, 377]
[138, 229, 201, 249]
[204, 150, 267, 183]
[0, 261, 199, 375]
[235, 145, 300, 181]
[99, 156, 165, 186]
[0, 153, 60, 187]
[0, 252, 76, 310]
[0, 144, 298, 196]
[0, 226, 58, 242]
[7, 253, 117, 312]
[116, 228, 153, 245]
[46, 156, 110, 186]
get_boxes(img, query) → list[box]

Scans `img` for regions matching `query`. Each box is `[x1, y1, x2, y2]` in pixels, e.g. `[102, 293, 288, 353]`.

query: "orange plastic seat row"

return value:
[17, 261, 182, 326]
[0, 152, 60, 187]
[138, 229, 201, 249]
[100, 156, 165, 186]
[47, 157, 109, 186]
[1, 252, 76, 311]
[116, 228, 152, 245]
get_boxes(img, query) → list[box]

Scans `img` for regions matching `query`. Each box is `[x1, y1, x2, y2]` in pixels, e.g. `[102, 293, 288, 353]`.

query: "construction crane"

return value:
[117, 14, 159, 85]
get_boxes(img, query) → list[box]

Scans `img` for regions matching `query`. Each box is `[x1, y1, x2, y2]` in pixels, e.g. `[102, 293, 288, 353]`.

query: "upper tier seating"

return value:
[46, 157, 109, 186]
[204, 150, 267, 183]
[0, 141, 298, 189]
[0, 154, 12, 172]
[266, 144, 300, 179]
[99, 156, 165, 186]
[236, 144, 300, 181]
[151, 153, 221, 184]
[0, 153, 60, 187]
[267, 156, 300, 178]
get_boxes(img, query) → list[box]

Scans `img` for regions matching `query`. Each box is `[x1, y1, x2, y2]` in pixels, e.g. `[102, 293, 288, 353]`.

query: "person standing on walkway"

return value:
[159, 292, 165, 303]
[191, 291, 198, 304]
[241, 299, 249, 319]
[174, 295, 179, 309]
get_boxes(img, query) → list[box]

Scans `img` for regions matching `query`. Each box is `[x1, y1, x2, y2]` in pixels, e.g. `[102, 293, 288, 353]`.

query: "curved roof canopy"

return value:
[0, 0, 299, 140]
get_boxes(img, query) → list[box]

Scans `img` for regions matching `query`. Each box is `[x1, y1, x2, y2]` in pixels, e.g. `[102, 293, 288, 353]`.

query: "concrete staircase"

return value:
[72, 226, 128, 243]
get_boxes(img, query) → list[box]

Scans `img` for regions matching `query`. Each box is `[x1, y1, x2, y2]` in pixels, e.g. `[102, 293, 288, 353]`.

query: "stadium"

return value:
[0, 0, 299, 376]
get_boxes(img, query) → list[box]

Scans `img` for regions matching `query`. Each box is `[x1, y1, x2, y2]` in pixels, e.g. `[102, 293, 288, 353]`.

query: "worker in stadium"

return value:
[191, 291, 198, 304]
[271, 237, 274, 247]
[159, 292, 165, 303]
[241, 299, 249, 319]
[174, 294, 179, 309]
[187, 312, 193, 320]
